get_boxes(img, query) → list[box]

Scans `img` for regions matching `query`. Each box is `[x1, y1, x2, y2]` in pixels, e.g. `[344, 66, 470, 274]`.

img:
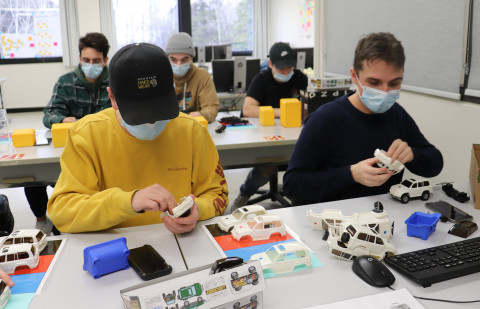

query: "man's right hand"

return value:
[62, 117, 77, 123]
[131, 184, 178, 213]
[0, 268, 14, 287]
[351, 157, 393, 187]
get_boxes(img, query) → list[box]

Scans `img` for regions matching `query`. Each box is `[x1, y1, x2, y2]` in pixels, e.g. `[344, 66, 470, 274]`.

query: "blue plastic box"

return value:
[404, 212, 442, 240]
[83, 237, 130, 279]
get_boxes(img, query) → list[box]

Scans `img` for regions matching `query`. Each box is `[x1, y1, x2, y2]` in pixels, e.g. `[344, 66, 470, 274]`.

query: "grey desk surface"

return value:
[29, 224, 186, 309]
[0, 115, 302, 187]
[177, 184, 480, 309]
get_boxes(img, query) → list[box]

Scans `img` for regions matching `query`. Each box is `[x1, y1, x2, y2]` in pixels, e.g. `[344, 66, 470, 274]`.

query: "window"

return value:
[111, 0, 253, 54]
[18, 252, 29, 260]
[191, 0, 253, 52]
[0, 0, 62, 64]
[112, 0, 178, 49]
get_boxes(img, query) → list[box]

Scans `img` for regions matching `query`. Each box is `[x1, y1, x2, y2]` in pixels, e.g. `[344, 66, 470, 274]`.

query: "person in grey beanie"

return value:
[166, 32, 219, 123]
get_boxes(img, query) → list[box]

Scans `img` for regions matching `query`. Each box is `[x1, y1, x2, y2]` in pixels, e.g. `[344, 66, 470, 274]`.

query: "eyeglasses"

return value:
[81, 58, 104, 65]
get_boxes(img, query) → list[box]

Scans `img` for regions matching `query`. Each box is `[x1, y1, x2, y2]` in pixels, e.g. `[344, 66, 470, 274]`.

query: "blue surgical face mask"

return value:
[121, 119, 170, 140]
[273, 69, 294, 83]
[357, 77, 400, 113]
[81, 63, 104, 79]
[171, 62, 191, 77]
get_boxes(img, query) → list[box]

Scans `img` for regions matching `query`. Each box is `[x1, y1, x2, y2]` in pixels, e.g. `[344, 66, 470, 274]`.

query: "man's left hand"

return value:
[387, 139, 413, 164]
[162, 195, 199, 234]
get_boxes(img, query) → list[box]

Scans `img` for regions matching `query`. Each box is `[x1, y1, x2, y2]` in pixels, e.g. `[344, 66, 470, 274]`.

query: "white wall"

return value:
[399, 91, 480, 185]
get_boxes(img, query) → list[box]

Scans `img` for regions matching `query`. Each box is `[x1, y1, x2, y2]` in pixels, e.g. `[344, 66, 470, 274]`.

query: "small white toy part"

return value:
[161, 196, 194, 219]
[0, 279, 11, 309]
[231, 215, 286, 241]
[218, 205, 267, 232]
[389, 178, 433, 204]
[374, 149, 405, 175]
[306, 203, 394, 240]
[327, 223, 396, 261]
[250, 241, 312, 275]
[0, 243, 40, 274]
[1, 229, 47, 253]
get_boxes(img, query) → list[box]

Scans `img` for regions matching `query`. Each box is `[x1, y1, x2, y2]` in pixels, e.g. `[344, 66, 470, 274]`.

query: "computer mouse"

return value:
[352, 255, 395, 287]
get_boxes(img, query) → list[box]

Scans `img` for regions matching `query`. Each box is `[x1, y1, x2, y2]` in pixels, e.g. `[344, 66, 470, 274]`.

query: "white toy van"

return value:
[0, 243, 40, 274]
[1, 229, 47, 252]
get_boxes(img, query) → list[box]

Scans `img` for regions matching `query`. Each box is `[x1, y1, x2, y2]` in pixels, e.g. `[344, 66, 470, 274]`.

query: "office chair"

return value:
[246, 166, 292, 207]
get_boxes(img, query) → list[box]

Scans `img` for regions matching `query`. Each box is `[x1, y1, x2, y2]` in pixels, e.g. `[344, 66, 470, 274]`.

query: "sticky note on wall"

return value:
[51, 123, 74, 148]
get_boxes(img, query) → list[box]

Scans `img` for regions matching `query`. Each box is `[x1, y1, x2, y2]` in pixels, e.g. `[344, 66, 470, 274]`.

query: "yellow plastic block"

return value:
[259, 106, 275, 126]
[280, 98, 302, 127]
[12, 129, 36, 147]
[51, 123, 74, 148]
[194, 116, 208, 129]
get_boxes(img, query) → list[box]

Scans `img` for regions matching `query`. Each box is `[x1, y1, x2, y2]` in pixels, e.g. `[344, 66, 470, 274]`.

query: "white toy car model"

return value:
[231, 215, 286, 241]
[161, 196, 194, 219]
[218, 205, 266, 232]
[0, 243, 40, 274]
[306, 203, 394, 240]
[0, 279, 11, 309]
[389, 178, 433, 204]
[327, 223, 396, 261]
[374, 149, 405, 174]
[1, 229, 47, 253]
[250, 241, 311, 275]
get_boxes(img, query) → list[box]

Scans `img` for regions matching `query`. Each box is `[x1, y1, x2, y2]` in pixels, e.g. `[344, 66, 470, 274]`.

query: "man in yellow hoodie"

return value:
[166, 32, 219, 123]
[48, 43, 228, 233]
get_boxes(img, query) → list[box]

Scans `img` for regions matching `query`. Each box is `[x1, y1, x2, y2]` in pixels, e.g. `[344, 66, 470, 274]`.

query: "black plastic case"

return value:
[128, 245, 172, 280]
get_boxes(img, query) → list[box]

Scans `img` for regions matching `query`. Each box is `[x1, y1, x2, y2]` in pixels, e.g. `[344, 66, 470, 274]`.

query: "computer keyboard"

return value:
[384, 236, 480, 287]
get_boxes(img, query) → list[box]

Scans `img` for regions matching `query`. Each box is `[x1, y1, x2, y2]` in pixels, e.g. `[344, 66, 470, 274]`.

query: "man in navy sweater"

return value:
[283, 32, 443, 206]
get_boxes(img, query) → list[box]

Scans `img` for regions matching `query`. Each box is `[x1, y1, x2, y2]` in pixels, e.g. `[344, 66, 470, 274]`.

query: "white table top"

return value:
[0, 115, 302, 187]
[29, 224, 186, 309]
[177, 184, 480, 309]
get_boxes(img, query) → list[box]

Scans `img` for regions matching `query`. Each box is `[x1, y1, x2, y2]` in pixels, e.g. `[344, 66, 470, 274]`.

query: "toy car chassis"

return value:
[441, 183, 470, 203]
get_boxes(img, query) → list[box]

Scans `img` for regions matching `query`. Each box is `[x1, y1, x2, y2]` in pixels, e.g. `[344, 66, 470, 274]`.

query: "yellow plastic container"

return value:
[280, 98, 302, 127]
[259, 106, 275, 126]
[194, 115, 208, 129]
[51, 122, 74, 148]
[12, 129, 36, 147]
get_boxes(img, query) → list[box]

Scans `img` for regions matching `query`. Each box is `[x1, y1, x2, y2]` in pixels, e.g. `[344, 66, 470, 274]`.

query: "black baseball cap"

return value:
[269, 42, 296, 69]
[109, 43, 179, 125]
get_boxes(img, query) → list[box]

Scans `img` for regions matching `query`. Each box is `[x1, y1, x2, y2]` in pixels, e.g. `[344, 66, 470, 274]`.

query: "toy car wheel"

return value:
[251, 295, 257, 302]
[341, 232, 350, 243]
[248, 266, 256, 274]
[197, 297, 203, 302]
[231, 271, 238, 279]
[421, 191, 430, 201]
[401, 193, 410, 204]
[184, 301, 189, 306]
[233, 302, 241, 309]
[253, 278, 259, 285]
